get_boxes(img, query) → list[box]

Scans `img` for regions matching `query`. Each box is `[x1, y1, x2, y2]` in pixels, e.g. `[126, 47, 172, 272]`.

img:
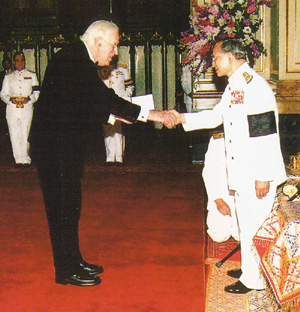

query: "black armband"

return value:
[247, 111, 277, 137]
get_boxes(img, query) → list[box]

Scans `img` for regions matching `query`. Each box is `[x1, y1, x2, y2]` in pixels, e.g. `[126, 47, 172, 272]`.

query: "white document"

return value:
[131, 94, 155, 110]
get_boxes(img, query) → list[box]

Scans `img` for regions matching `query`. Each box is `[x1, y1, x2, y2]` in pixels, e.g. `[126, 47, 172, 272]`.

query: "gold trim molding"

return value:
[278, 0, 300, 79]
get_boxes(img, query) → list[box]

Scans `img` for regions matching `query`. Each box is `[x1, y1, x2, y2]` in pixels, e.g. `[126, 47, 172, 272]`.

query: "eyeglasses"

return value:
[212, 52, 227, 62]
[102, 38, 118, 51]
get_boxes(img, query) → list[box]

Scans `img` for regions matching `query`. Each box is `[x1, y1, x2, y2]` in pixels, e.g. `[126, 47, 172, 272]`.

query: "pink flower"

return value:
[228, 32, 236, 38]
[247, 1, 257, 14]
[223, 11, 230, 19]
[247, 4, 256, 13]
[208, 5, 219, 15]
[262, 0, 273, 8]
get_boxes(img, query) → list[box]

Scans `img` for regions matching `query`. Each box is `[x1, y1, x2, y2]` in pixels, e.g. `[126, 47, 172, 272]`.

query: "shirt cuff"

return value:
[107, 114, 116, 125]
[137, 105, 150, 122]
[182, 113, 193, 131]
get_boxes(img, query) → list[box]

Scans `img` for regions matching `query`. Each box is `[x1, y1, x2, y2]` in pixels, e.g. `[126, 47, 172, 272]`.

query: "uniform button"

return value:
[230, 122, 232, 125]
[229, 140, 232, 143]
[232, 156, 234, 160]
[229, 105, 231, 108]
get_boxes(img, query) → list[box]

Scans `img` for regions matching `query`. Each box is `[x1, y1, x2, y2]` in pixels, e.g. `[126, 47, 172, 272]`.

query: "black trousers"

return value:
[36, 150, 85, 277]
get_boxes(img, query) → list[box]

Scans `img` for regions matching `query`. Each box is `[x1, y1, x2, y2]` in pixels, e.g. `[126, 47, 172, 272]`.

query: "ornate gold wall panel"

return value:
[253, 7, 270, 78]
[279, 0, 300, 79]
[276, 0, 300, 113]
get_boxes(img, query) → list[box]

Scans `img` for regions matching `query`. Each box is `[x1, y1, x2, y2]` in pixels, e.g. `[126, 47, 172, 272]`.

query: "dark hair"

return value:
[220, 39, 247, 60]
[2, 58, 11, 66]
[13, 51, 25, 62]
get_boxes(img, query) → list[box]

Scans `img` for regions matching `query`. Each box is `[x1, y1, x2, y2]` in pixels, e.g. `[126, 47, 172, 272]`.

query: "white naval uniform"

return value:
[203, 136, 239, 243]
[181, 65, 193, 113]
[103, 65, 134, 162]
[183, 62, 286, 289]
[1, 69, 40, 164]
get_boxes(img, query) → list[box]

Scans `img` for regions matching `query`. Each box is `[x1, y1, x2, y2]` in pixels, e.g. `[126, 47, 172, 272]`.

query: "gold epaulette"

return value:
[242, 72, 253, 84]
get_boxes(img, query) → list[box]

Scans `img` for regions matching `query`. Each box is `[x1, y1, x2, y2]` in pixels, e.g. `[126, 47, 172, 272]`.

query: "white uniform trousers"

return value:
[104, 133, 125, 162]
[6, 113, 32, 164]
[203, 136, 239, 242]
[235, 182, 276, 289]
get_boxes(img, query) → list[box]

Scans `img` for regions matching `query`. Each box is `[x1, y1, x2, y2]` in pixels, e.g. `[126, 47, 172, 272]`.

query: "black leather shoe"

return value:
[224, 280, 254, 294]
[227, 268, 242, 279]
[116, 162, 123, 167]
[55, 272, 101, 286]
[105, 162, 114, 167]
[79, 261, 104, 275]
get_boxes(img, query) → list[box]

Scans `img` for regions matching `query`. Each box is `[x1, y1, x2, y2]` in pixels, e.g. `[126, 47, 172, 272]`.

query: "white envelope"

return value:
[131, 94, 155, 110]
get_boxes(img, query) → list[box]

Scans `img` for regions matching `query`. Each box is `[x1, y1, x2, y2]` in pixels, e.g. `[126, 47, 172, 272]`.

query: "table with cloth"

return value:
[253, 171, 300, 310]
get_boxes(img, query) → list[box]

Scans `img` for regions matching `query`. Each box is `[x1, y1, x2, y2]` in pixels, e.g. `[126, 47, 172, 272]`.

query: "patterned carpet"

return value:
[205, 258, 283, 312]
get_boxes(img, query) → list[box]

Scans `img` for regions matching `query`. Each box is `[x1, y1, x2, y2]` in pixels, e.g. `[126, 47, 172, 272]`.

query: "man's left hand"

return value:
[255, 180, 270, 199]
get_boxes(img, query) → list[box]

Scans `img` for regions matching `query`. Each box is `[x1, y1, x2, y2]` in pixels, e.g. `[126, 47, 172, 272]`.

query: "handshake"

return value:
[148, 110, 186, 129]
[114, 109, 186, 128]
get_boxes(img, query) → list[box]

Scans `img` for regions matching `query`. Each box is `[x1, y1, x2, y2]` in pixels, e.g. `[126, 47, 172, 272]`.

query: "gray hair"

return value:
[220, 39, 247, 60]
[80, 20, 119, 43]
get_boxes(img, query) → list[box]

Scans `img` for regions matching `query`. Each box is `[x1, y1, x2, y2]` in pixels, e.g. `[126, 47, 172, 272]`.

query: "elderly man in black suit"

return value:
[30, 20, 167, 287]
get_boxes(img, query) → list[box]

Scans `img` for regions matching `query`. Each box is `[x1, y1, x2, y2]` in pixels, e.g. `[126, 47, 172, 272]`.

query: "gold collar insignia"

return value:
[242, 72, 253, 84]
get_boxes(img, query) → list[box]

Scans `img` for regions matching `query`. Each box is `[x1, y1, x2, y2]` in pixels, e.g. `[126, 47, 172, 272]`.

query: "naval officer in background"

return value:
[1, 51, 39, 167]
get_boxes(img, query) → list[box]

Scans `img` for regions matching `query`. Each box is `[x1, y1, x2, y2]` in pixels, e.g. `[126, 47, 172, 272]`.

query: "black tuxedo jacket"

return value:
[30, 40, 140, 158]
[0, 70, 6, 89]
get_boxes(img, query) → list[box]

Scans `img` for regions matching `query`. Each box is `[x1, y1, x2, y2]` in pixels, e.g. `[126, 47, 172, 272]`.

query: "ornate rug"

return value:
[205, 258, 282, 312]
